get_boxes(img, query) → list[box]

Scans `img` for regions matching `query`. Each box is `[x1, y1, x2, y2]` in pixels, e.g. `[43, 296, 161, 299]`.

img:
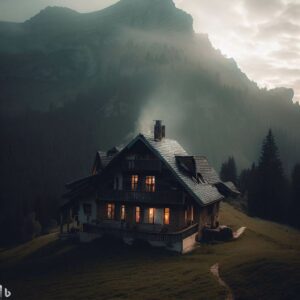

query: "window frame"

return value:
[107, 203, 115, 220]
[131, 175, 139, 191]
[135, 206, 141, 223]
[148, 207, 155, 224]
[164, 208, 170, 225]
[121, 204, 126, 221]
[145, 176, 155, 192]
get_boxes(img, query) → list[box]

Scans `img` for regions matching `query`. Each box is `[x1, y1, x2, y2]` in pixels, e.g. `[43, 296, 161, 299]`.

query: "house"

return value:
[61, 121, 238, 253]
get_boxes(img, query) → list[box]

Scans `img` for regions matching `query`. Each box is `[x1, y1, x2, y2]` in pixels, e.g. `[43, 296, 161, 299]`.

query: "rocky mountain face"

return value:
[0, 0, 300, 219]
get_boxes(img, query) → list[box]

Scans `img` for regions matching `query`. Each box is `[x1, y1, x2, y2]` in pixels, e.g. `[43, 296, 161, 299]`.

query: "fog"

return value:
[1, 0, 299, 103]
[1, 0, 300, 249]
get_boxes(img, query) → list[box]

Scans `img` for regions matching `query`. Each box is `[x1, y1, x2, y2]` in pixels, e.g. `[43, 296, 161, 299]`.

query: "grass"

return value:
[0, 203, 299, 300]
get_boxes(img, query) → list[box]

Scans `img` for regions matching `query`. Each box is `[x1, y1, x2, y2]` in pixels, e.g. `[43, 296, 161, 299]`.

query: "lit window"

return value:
[149, 207, 155, 224]
[107, 203, 115, 220]
[135, 206, 141, 223]
[121, 205, 126, 221]
[131, 175, 138, 191]
[164, 208, 170, 225]
[145, 176, 155, 192]
[83, 203, 92, 216]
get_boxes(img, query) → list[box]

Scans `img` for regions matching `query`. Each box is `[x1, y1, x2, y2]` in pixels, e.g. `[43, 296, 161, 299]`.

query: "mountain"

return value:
[1, 0, 300, 233]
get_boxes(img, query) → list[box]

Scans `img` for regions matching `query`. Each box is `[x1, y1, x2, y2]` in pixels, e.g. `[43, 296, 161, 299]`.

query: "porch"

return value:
[80, 222, 199, 253]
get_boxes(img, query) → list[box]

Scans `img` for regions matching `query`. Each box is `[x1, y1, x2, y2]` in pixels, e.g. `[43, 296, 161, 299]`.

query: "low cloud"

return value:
[1, 0, 299, 103]
[175, 0, 300, 103]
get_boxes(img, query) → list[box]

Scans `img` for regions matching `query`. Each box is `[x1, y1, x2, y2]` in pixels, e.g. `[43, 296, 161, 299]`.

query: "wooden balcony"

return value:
[98, 190, 184, 205]
[122, 159, 162, 172]
[83, 223, 199, 243]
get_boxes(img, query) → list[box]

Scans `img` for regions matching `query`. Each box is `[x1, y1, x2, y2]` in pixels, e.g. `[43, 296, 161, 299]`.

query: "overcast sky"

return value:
[0, 0, 299, 103]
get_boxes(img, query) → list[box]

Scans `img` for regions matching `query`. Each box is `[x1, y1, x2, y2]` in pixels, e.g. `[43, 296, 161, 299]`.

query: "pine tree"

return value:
[257, 129, 286, 221]
[246, 163, 260, 216]
[238, 168, 250, 195]
[220, 156, 237, 185]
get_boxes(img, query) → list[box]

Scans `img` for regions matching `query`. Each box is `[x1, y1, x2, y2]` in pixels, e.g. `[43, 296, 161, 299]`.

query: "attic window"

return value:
[128, 160, 135, 170]
[197, 173, 206, 184]
[145, 176, 155, 192]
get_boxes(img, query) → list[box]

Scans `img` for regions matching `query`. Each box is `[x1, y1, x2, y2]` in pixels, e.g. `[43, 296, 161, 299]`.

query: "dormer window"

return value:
[197, 173, 206, 184]
[131, 175, 139, 191]
[128, 159, 135, 170]
[145, 176, 155, 192]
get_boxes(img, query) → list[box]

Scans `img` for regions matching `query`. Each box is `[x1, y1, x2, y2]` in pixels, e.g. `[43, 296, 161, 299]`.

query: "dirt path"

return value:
[233, 226, 246, 239]
[210, 263, 234, 300]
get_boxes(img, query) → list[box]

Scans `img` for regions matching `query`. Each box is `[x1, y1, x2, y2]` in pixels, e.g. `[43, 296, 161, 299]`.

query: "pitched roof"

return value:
[97, 151, 113, 169]
[217, 181, 241, 196]
[136, 134, 224, 206]
[193, 156, 220, 184]
[63, 133, 226, 207]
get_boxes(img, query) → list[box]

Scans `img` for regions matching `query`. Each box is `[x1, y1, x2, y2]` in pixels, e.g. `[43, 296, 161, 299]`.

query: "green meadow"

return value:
[1, 203, 299, 300]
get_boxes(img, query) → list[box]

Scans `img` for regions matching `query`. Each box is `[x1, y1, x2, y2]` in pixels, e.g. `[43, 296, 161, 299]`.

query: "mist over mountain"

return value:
[1, 0, 300, 222]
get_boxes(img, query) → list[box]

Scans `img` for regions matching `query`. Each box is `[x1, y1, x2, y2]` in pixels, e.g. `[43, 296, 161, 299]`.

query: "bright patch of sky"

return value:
[174, 0, 300, 103]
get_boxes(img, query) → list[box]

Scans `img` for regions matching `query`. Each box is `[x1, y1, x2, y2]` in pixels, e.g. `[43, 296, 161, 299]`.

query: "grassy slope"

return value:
[0, 203, 299, 300]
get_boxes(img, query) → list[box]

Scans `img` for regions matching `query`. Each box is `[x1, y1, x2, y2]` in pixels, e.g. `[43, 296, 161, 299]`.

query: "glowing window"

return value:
[149, 207, 155, 224]
[164, 208, 170, 225]
[121, 205, 126, 221]
[107, 203, 115, 220]
[135, 206, 141, 223]
[131, 175, 139, 191]
[145, 176, 155, 192]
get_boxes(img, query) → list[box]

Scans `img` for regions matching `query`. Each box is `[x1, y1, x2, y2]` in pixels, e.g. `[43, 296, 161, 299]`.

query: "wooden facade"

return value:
[61, 121, 237, 252]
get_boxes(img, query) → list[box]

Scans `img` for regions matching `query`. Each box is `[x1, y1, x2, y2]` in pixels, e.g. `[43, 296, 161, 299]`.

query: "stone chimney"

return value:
[154, 120, 165, 141]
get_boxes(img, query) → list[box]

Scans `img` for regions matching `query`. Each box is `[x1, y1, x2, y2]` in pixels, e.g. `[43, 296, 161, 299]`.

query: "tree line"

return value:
[220, 129, 300, 228]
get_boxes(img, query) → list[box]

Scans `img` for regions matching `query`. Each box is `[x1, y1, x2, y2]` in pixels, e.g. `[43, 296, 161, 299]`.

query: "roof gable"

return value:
[102, 134, 223, 206]
[63, 133, 225, 207]
[138, 135, 223, 206]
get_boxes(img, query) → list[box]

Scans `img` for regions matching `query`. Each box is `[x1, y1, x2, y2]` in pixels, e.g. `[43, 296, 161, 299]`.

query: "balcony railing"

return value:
[98, 190, 184, 205]
[122, 159, 162, 172]
[83, 223, 199, 243]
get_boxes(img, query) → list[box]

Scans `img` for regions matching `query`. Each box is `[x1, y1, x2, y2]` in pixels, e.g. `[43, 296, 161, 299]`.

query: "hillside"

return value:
[1, 0, 300, 164]
[1, 0, 300, 244]
[0, 203, 299, 300]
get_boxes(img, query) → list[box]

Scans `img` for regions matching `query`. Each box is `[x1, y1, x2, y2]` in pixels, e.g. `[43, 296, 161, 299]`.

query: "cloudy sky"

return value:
[0, 0, 299, 102]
